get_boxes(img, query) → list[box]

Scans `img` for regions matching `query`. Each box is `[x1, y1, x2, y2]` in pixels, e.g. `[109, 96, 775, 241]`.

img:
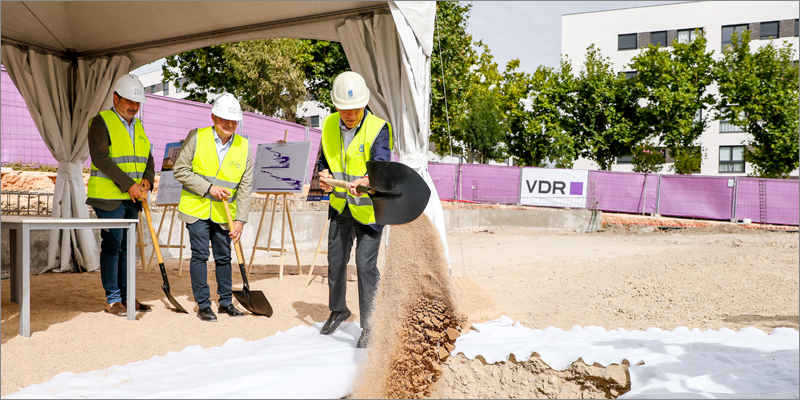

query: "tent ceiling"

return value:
[1, 1, 388, 66]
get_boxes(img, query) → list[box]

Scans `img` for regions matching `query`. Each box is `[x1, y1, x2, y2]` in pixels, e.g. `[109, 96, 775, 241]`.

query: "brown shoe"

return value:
[122, 300, 153, 312]
[104, 302, 126, 316]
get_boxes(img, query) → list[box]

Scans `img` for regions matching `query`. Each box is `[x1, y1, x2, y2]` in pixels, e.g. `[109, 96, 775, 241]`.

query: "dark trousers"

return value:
[186, 219, 233, 309]
[93, 201, 139, 304]
[327, 206, 382, 331]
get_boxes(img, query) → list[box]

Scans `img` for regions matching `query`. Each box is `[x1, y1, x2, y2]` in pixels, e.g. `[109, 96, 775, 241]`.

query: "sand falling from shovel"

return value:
[351, 214, 467, 399]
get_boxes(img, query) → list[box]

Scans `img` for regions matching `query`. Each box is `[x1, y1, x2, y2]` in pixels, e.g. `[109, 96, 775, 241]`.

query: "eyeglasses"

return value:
[217, 118, 238, 126]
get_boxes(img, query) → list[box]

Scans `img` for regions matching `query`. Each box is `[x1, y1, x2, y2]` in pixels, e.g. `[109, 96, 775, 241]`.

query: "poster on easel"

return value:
[306, 145, 330, 202]
[155, 141, 184, 206]
[252, 141, 312, 194]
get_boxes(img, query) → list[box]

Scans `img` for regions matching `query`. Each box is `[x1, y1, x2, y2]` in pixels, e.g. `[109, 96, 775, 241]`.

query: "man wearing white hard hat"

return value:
[317, 71, 393, 347]
[173, 93, 253, 322]
[87, 73, 155, 316]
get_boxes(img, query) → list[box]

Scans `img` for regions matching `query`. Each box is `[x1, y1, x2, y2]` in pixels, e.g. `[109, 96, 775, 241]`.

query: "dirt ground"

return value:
[1, 216, 798, 397]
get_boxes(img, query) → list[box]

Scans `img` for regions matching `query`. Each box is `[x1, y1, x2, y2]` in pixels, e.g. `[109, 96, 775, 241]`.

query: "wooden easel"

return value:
[246, 130, 301, 280]
[305, 216, 329, 286]
[145, 204, 187, 275]
[247, 193, 301, 280]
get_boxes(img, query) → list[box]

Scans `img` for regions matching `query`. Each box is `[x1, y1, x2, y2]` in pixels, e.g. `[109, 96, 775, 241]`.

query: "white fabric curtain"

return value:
[1, 44, 130, 273]
[336, 1, 450, 266]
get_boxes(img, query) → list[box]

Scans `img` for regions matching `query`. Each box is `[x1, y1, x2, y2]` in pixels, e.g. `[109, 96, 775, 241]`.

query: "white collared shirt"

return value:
[111, 107, 136, 143]
[213, 127, 234, 164]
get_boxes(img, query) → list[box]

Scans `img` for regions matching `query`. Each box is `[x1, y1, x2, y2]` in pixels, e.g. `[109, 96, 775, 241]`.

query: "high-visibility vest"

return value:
[87, 110, 151, 200]
[321, 112, 392, 225]
[178, 127, 249, 224]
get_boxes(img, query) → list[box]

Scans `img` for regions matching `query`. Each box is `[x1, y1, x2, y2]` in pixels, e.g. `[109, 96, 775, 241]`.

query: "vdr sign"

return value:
[519, 168, 589, 208]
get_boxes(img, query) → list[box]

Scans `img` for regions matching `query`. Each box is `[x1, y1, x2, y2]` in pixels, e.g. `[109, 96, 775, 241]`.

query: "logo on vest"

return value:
[137, 134, 147, 142]
[227, 160, 243, 170]
[358, 144, 365, 154]
[347, 90, 354, 99]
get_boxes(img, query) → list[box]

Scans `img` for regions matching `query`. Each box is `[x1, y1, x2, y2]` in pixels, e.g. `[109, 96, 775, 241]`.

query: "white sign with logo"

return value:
[155, 142, 184, 206]
[519, 168, 589, 208]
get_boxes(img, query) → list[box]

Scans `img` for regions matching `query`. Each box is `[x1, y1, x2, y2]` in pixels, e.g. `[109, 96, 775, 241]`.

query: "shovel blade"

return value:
[162, 285, 189, 314]
[366, 161, 431, 225]
[233, 289, 273, 317]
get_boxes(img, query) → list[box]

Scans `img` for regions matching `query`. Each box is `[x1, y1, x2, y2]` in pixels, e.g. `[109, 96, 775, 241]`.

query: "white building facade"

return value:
[562, 1, 799, 176]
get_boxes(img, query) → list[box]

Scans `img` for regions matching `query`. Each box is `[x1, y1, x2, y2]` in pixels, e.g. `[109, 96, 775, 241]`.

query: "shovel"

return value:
[323, 161, 431, 225]
[222, 198, 274, 317]
[141, 198, 188, 314]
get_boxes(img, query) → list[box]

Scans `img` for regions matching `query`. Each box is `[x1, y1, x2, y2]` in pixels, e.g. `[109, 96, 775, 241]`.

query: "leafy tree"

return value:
[630, 143, 665, 173]
[429, 1, 478, 157]
[164, 39, 348, 122]
[628, 30, 715, 174]
[714, 30, 799, 178]
[299, 40, 350, 112]
[505, 59, 580, 168]
[567, 45, 644, 170]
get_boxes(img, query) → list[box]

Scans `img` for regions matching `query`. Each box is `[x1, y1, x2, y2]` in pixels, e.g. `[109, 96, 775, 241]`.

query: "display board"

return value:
[519, 168, 589, 208]
[252, 141, 312, 194]
[155, 141, 184, 206]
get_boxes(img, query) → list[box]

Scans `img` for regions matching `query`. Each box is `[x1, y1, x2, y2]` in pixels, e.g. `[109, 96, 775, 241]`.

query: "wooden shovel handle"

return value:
[324, 178, 373, 194]
[222, 198, 245, 265]
[141, 198, 164, 264]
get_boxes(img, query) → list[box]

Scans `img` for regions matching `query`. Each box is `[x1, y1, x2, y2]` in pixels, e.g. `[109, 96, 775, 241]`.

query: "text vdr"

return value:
[526, 180, 567, 195]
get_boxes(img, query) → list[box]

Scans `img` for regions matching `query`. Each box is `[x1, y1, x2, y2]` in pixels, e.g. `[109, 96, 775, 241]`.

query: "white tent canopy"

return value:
[0, 1, 449, 272]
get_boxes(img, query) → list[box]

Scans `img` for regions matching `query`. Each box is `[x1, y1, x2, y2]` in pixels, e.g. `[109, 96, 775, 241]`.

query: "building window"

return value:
[618, 33, 637, 50]
[678, 29, 698, 44]
[616, 154, 632, 164]
[650, 31, 667, 47]
[720, 107, 745, 133]
[722, 24, 748, 49]
[795, 19, 799, 36]
[760, 21, 779, 40]
[719, 146, 744, 173]
[310, 115, 320, 128]
[147, 85, 156, 94]
[623, 71, 638, 79]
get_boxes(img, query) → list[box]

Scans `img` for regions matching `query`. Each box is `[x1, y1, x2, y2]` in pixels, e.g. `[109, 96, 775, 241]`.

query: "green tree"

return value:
[567, 45, 644, 170]
[163, 38, 337, 122]
[429, 1, 478, 157]
[628, 30, 715, 174]
[299, 40, 350, 112]
[714, 30, 799, 178]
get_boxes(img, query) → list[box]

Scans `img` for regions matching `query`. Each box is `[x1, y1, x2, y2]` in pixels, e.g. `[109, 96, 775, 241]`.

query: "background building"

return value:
[562, 1, 799, 176]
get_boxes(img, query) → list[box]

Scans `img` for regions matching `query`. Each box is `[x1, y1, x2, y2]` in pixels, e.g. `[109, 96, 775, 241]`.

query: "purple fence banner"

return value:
[457, 164, 521, 204]
[587, 170, 658, 214]
[658, 175, 734, 221]
[429, 162, 458, 201]
[735, 177, 799, 226]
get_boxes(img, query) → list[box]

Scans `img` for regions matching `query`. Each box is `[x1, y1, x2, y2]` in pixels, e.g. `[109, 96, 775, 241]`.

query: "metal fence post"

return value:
[730, 176, 738, 223]
[516, 167, 523, 206]
[654, 174, 662, 216]
[456, 163, 462, 202]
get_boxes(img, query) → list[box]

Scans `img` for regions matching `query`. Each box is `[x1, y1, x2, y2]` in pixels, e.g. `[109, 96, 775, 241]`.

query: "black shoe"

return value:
[197, 306, 217, 322]
[320, 309, 351, 335]
[218, 304, 244, 317]
[356, 329, 371, 348]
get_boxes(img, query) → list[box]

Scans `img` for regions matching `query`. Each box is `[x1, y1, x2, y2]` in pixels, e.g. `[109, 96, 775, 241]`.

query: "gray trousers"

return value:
[327, 206, 382, 331]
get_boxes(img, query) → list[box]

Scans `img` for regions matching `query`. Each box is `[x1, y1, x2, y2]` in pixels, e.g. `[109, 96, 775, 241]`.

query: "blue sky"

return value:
[132, 1, 689, 77]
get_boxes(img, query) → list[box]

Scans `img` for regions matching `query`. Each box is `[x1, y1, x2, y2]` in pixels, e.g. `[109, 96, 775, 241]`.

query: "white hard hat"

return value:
[211, 93, 243, 121]
[113, 74, 146, 103]
[331, 71, 370, 110]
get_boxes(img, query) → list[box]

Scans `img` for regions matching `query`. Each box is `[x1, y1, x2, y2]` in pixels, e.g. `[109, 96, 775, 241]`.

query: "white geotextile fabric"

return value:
[1, 44, 130, 273]
[4, 317, 798, 399]
[337, 2, 450, 266]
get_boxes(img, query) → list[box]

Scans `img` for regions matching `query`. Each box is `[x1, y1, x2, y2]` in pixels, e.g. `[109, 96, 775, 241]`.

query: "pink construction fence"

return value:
[1, 67, 322, 180]
[428, 163, 799, 226]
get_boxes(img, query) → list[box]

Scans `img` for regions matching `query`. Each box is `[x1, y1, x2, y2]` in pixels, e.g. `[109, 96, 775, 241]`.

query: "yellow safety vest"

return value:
[87, 110, 150, 200]
[178, 127, 249, 224]
[321, 112, 392, 225]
